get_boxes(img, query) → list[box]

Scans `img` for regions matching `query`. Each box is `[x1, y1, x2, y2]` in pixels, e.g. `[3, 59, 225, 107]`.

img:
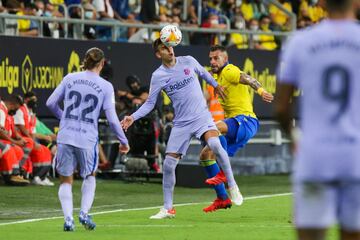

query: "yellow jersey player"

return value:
[201, 45, 273, 212]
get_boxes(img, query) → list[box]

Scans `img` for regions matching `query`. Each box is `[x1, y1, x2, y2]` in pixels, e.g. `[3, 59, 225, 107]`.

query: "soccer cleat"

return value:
[9, 175, 30, 186]
[149, 208, 176, 219]
[79, 212, 96, 230]
[41, 177, 55, 186]
[32, 176, 46, 186]
[229, 185, 243, 206]
[203, 198, 232, 213]
[63, 217, 75, 232]
[205, 171, 227, 185]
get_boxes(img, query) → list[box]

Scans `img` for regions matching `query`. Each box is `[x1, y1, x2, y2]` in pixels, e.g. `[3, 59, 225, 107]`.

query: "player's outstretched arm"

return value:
[240, 73, 274, 103]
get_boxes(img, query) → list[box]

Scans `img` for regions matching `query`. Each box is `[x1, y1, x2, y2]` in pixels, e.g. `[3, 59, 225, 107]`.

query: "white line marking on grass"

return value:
[0, 192, 292, 227]
[98, 224, 195, 228]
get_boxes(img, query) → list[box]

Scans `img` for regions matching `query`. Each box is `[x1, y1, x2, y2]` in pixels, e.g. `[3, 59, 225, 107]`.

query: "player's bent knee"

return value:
[200, 147, 214, 160]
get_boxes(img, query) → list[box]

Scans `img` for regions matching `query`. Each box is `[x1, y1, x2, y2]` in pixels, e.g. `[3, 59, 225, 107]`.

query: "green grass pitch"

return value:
[0, 175, 338, 240]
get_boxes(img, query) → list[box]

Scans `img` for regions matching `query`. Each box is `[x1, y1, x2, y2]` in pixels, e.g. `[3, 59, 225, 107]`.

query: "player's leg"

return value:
[203, 130, 243, 205]
[30, 143, 53, 186]
[150, 126, 191, 219]
[200, 146, 231, 212]
[294, 182, 336, 240]
[56, 143, 77, 231]
[77, 145, 98, 230]
[338, 182, 360, 240]
[150, 152, 180, 219]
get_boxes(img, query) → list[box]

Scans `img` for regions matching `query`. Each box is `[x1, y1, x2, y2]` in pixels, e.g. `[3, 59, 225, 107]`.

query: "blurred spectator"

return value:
[82, 0, 97, 39]
[0, 0, 5, 12]
[93, 0, 127, 40]
[255, 15, 277, 50]
[192, 13, 226, 45]
[3, 0, 21, 36]
[139, 0, 159, 23]
[297, 16, 313, 29]
[17, 2, 39, 36]
[221, 0, 236, 22]
[128, 0, 141, 15]
[299, 0, 327, 23]
[240, 0, 254, 22]
[240, 0, 267, 22]
[230, 13, 248, 49]
[269, 0, 292, 30]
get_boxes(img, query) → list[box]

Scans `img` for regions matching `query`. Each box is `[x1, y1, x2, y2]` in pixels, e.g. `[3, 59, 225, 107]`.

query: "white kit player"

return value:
[276, 0, 360, 239]
[121, 38, 243, 219]
[47, 48, 129, 231]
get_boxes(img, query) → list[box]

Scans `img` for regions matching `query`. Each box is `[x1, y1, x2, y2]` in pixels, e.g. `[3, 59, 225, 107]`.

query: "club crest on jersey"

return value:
[184, 68, 190, 75]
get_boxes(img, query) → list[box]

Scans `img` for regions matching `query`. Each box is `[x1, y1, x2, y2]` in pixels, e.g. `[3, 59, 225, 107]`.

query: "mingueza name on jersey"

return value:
[66, 126, 87, 134]
[168, 76, 193, 92]
[310, 40, 360, 54]
[67, 79, 102, 94]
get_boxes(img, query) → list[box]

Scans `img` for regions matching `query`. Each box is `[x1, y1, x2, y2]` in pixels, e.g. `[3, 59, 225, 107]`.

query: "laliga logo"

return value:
[68, 51, 81, 73]
[21, 55, 33, 93]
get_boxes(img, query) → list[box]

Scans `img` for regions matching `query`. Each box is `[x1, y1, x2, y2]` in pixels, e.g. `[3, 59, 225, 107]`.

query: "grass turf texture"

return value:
[0, 175, 338, 240]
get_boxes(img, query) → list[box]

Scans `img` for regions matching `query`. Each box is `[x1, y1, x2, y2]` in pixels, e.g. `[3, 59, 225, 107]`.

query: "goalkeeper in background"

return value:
[201, 45, 274, 212]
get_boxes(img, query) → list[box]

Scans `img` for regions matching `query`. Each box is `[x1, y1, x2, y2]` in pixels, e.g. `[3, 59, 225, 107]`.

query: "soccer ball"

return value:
[160, 24, 182, 47]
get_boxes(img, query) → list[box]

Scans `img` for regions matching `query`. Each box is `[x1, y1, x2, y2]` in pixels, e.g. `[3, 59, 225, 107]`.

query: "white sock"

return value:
[80, 176, 96, 215]
[58, 183, 73, 221]
[207, 137, 237, 188]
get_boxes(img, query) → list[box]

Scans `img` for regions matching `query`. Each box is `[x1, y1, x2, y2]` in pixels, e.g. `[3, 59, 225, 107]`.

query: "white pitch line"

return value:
[98, 224, 195, 228]
[0, 192, 292, 227]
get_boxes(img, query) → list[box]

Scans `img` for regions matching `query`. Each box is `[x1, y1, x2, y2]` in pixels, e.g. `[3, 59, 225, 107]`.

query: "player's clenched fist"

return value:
[121, 115, 134, 131]
[119, 144, 130, 154]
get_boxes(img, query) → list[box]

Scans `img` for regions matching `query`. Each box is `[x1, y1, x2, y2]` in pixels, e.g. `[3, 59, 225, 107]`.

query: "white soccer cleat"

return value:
[32, 176, 46, 186]
[149, 208, 176, 219]
[229, 185, 243, 206]
[42, 177, 55, 186]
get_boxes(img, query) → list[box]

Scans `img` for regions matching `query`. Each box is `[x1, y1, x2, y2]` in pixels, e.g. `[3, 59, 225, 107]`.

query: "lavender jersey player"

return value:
[133, 55, 217, 154]
[47, 70, 128, 179]
[47, 48, 129, 231]
[279, 20, 360, 182]
[277, 12, 360, 234]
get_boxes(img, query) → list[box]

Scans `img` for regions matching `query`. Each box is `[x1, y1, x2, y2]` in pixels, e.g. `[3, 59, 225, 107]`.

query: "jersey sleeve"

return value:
[132, 74, 162, 121]
[277, 34, 301, 87]
[188, 56, 218, 88]
[223, 65, 242, 84]
[102, 84, 116, 111]
[46, 76, 66, 119]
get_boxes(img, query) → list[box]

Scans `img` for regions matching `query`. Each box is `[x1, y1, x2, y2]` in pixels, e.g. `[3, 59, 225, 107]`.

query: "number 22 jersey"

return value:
[49, 71, 119, 150]
[278, 20, 360, 182]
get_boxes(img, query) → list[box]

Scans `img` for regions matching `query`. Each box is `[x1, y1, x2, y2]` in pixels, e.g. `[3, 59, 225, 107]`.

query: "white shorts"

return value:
[294, 181, 360, 231]
[56, 143, 99, 178]
[166, 115, 217, 156]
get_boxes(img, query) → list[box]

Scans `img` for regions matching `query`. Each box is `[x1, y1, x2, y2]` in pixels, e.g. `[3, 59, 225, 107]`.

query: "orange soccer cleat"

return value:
[205, 170, 227, 185]
[203, 198, 232, 213]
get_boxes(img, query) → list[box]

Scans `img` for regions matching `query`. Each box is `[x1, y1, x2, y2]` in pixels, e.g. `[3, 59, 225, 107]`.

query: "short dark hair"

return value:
[24, 91, 36, 99]
[153, 38, 163, 53]
[210, 45, 227, 52]
[83, 47, 104, 70]
[259, 14, 270, 22]
[4, 95, 23, 105]
[326, 0, 353, 12]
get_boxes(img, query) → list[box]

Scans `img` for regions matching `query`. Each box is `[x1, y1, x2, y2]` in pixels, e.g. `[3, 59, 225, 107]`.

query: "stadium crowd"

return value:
[0, 0, 329, 49]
